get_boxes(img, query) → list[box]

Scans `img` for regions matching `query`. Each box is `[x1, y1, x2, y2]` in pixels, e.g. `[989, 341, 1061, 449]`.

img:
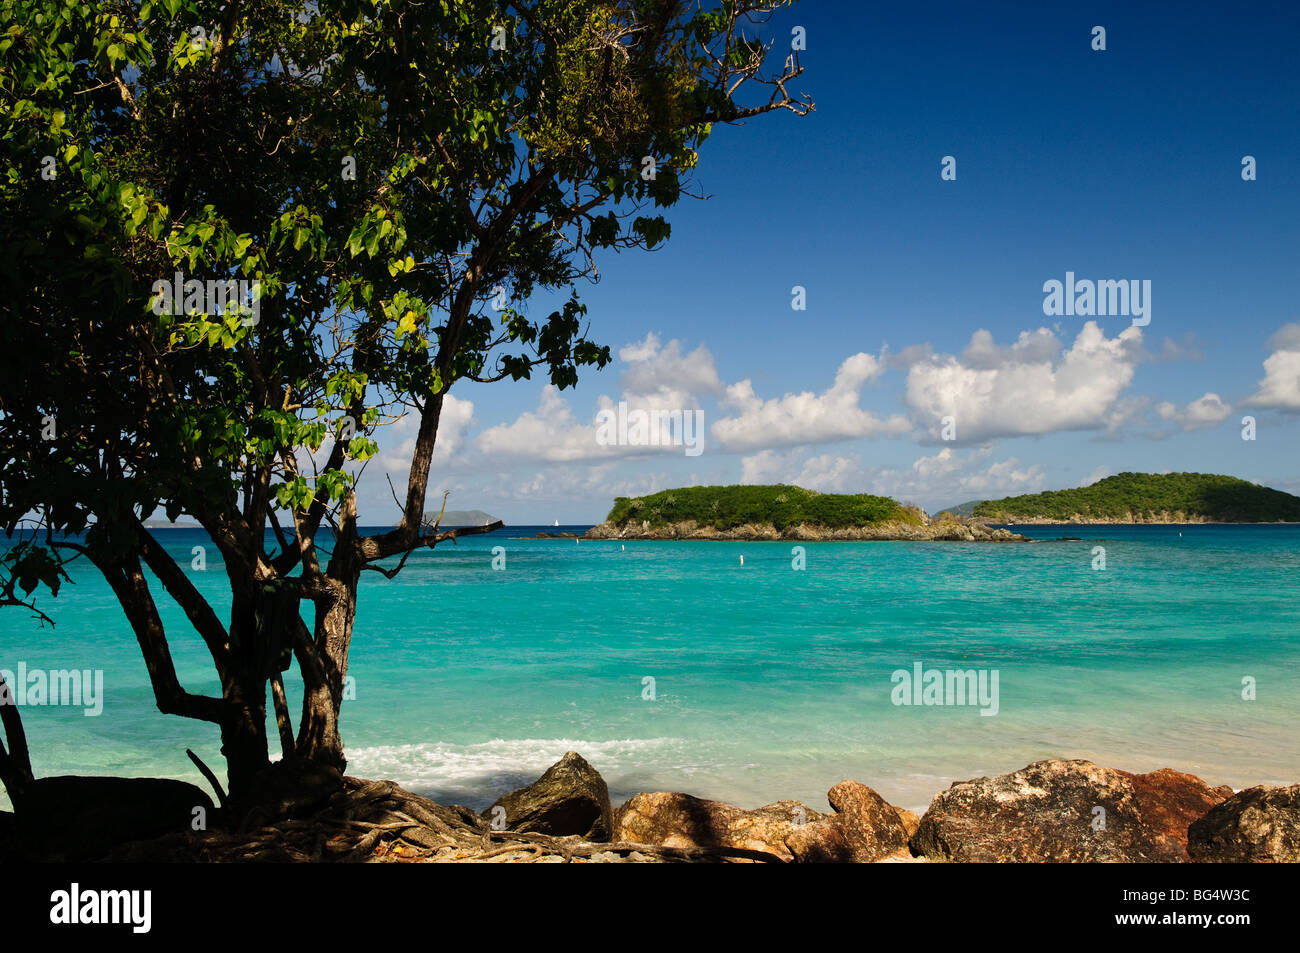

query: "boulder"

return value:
[911, 760, 1232, 862]
[896, 806, 922, 840]
[14, 775, 216, 861]
[785, 780, 915, 862]
[483, 751, 613, 841]
[1188, 784, 1300, 862]
[614, 791, 823, 861]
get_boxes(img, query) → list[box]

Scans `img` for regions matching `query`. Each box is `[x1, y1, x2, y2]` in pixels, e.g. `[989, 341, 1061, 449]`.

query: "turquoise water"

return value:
[2, 524, 1297, 814]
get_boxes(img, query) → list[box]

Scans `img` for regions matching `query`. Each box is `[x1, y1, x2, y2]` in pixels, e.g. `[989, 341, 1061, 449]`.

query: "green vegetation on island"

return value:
[972, 472, 1300, 523]
[604, 485, 921, 531]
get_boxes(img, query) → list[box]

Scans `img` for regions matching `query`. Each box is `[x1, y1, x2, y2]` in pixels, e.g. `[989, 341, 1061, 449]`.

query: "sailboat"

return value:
[553, 519, 560, 527]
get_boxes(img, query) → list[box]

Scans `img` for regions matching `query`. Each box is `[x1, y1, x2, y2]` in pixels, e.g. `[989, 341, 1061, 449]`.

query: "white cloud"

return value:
[476, 335, 722, 463]
[712, 353, 910, 452]
[475, 385, 608, 462]
[370, 394, 475, 475]
[1156, 392, 1233, 430]
[1245, 327, 1300, 411]
[1266, 323, 1300, 352]
[739, 449, 862, 491]
[905, 322, 1144, 443]
[960, 327, 1062, 369]
[739, 446, 1047, 505]
[618, 333, 722, 410]
[907, 447, 1047, 499]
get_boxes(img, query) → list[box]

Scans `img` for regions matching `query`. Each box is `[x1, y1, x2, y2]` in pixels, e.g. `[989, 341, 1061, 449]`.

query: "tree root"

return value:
[100, 776, 788, 863]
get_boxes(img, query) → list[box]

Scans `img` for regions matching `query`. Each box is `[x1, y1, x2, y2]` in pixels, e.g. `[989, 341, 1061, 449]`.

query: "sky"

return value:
[354, 0, 1300, 525]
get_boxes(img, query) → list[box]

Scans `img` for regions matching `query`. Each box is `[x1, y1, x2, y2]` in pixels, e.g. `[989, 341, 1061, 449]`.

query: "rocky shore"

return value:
[986, 513, 1219, 525]
[584, 516, 1029, 543]
[8, 752, 1294, 863]
[455, 752, 1297, 863]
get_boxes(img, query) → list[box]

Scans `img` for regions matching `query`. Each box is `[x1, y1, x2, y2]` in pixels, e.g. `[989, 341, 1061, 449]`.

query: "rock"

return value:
[1188, 784, 1300, 862]
[896, 806, 921, 840]
[785, 780, 915, 862]
[484, 751, 613, 841]
[614, 791, 823, 861]
[14, 775, 216, 861]
[911, 760, 1232, 862]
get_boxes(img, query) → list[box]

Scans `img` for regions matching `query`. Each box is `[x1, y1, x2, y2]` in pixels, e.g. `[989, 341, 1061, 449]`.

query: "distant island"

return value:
[422, 509, 501, 527]
[585, 485, 1025, 542]
[972, 472, 1300, 523]
[934, 500, 980, 519]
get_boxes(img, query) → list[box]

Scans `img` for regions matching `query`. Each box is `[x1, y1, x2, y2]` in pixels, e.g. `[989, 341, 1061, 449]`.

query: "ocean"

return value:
[2, 523, 1297, 815]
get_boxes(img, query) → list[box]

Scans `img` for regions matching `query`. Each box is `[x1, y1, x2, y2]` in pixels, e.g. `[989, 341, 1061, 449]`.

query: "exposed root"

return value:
[102, 776, 784, 863]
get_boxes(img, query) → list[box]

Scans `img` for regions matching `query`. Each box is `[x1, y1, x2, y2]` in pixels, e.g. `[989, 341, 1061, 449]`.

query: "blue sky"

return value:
[355, 1, 1300, 525]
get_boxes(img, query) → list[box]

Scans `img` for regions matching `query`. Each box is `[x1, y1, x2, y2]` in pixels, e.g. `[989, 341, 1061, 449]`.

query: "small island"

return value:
[973, 472, 1300, 524]
[584, 485, 1026, 542]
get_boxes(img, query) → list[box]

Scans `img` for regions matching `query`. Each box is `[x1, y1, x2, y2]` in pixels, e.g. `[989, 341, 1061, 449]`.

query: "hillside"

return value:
[934, 500, 981, 519]
[972, 472, 1300, 523]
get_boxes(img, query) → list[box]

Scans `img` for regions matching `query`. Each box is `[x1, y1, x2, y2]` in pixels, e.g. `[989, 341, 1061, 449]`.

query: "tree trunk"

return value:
[218, 668, 271, 806]
[294, 492, 362, 772]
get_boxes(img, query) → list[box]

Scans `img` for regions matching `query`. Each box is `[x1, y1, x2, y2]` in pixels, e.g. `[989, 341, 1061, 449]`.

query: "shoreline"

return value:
[12, 752, 1288, 863]
[583, 517, 1030, 542]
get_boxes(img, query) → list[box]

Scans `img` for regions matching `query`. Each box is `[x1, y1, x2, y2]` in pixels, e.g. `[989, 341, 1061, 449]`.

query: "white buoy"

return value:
[739, 555, 744, 566]
[621, 545, 625, 551]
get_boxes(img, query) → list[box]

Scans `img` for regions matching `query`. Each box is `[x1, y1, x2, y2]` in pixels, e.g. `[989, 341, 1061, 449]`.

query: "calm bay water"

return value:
[2, 524, 1297, 814]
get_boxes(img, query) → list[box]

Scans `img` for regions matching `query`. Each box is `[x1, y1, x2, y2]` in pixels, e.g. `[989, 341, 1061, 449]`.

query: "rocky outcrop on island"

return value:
[909, 759, 1234, 862]
[483, 751, 614, 841]
[1188, 784, 1300, 862]
[586, 517, 1027, 542]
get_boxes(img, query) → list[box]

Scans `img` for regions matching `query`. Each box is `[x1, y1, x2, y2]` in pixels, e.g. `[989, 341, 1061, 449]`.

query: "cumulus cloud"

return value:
[740, 449, 863, 491]
[476, 385, 607, 462]
[1156, 392, 1233, 430]
[355, 394, 476, 521]
[739, 446, 1047, 504]
[907, 447, 1047, 498]
[1245, 325, 1300, 411]
[1266, 323, 1300, 352]
[618, 333, 722, 410]
[476, 335, 722, 462]
[960, 328, 1062, 369]
[712, 353, 910, 452]
[905, 321, 1144, 444]
[881, 342, 935, 370]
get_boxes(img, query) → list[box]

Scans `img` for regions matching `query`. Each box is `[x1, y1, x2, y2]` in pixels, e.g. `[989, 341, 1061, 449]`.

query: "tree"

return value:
[0, 0, 811, 812]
